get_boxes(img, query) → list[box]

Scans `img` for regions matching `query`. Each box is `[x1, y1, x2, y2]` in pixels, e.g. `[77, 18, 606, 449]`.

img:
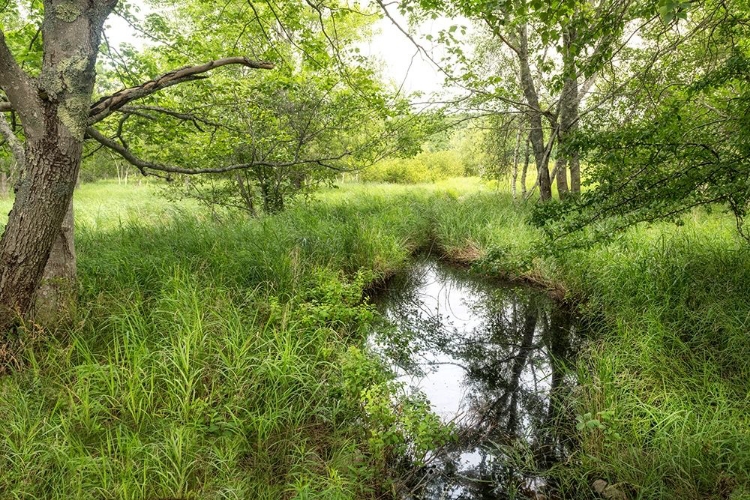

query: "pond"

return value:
[369, 255, 582, 499]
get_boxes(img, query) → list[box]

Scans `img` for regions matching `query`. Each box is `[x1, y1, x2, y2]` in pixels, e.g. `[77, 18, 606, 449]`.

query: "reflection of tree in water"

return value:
[371, 258, 581, 499]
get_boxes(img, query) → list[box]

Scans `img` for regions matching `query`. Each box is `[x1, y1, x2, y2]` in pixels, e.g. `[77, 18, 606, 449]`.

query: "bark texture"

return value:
[556, 26, 581, 196]
[521, 134, 530, 198]
[0, 1, 116, 329]
[34, 201, 76, 325]
[511, 126, 521, 199]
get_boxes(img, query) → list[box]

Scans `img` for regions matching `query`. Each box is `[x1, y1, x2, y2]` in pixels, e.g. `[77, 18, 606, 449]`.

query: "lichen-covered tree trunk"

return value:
[0, 1, 115, 329]
[0, 171, 8, 199]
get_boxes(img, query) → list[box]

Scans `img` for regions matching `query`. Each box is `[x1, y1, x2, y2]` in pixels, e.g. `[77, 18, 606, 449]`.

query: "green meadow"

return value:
[0, 179, 748, 499]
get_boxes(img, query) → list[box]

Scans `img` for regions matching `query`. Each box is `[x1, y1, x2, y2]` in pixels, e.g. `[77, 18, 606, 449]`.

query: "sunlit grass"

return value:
[0, 179, 200, 230]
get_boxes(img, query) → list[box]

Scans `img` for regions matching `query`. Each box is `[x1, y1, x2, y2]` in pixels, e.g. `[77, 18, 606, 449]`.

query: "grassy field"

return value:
[0, 179, 748, 499]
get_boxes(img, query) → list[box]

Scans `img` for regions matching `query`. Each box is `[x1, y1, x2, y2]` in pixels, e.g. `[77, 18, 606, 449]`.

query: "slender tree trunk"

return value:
[570, 150, 581, 194]
[521, 134, 530, 199]
[517, 25, 552, 201]
[555, 156, 569, 197]
[0, 171, 7, 199]
[511, 126, 521, 199]
[557, 25, 580, 197]
[235, 172, 256, 216]
[0, 115, 21, 200]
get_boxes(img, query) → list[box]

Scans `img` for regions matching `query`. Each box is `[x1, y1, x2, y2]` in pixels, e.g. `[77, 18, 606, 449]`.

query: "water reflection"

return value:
[370, 256, 581, 499]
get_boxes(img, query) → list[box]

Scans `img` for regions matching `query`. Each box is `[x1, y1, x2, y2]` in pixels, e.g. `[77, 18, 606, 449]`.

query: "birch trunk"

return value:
[517, 25, 552, 201]
[556, 25, 580, 197]
[511, 127, 522, 199]
[521, 134, 530, 199]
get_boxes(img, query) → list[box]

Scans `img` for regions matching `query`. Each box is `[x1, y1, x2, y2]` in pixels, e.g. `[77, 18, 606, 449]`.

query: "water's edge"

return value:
[368, 254, 583, 499]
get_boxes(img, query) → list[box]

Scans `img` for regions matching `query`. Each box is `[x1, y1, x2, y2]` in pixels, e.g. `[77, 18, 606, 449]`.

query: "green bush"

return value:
[361, 150, 466, 184]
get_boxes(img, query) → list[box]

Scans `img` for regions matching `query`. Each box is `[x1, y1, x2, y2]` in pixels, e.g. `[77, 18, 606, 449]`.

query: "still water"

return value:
[370, 255, 581, 499]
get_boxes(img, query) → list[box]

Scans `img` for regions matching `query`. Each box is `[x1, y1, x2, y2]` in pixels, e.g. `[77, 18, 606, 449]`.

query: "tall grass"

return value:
[426, 187, 750, 499]
[1, 178, 748, 498]
[0, 181, 444, 499]
[557, 221, 750, 499]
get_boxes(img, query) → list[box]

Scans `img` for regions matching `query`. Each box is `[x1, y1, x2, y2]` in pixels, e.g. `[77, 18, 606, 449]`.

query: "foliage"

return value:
[78, 0, 435, 215]
[361, 149, 466, 184]
[533, 0, 750, 246]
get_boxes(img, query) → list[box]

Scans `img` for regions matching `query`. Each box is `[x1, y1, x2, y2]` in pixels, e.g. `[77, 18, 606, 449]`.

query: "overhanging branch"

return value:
[1, 57, 276, 120]
[88, 57, 275, 124]
[86, 126, 353, 175]
[119, 105, 226, 132]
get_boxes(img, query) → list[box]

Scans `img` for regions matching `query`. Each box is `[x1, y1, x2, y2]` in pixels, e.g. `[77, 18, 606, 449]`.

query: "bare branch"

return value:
[86, 126, 353, 175]
[119, 105, 226, 131]
[88, 57, 275, 124]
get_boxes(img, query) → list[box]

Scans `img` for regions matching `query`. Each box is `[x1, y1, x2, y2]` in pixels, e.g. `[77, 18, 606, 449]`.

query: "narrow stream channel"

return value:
[369, 255, 582, 499]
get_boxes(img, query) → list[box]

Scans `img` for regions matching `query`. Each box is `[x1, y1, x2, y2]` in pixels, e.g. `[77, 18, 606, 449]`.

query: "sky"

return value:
[103, 1, 453, 96]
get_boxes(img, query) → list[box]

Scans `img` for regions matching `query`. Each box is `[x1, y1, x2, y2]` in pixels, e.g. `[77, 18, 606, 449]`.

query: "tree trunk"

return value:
[0, 1, 114, 329]
[521, 134, 530, 199]
[511, 126, 521, 199]
[570, 150, 581, 194]
[235, 172, 256, 216]
[33, 200, 76, 325]
[557, 25, 580, 197]
[555, 156, 569, 198]
[0, 171, 7, 199]
[0, 132, 84, 327]
[517, 25, 552, 201]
